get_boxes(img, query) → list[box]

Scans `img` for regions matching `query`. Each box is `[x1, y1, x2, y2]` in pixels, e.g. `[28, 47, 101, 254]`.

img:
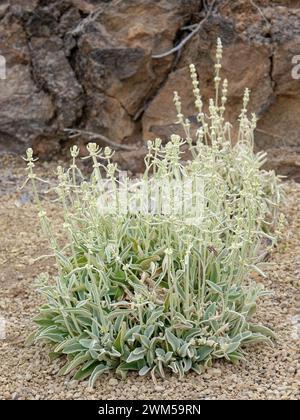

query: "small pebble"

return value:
[108, 378, 119, 386]
[209, 368, 222, 376]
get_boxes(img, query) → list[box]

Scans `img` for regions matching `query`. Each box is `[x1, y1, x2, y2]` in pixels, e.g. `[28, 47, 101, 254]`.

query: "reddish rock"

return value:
[0, 14, 54, 153]
[0, 0, 299, 177]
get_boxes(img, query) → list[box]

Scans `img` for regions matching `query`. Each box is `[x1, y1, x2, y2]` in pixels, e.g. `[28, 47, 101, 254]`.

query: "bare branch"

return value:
[181, 23, 198, 31]
[68, 6, 102, 36]
[152, 0, 217, 59]
[255, 128, 287, 147]
[256, 128, 282, 139]
[250, 0, 270, 25]
[64, 129, 140, 152]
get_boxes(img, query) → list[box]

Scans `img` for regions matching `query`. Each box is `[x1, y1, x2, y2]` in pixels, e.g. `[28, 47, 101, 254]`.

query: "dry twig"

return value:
[250, 0, 270, 25]
[68, 6, 102, 35]
[152, 0, 217, 59]
[64, 128, 140, 151]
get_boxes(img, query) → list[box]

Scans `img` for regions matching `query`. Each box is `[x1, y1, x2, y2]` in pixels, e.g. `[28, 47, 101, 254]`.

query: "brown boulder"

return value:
[0, 0, 299, 178]
[0, 14, 54, 153]
[143, 1, 300, 177]
[72, 0, 199, 145]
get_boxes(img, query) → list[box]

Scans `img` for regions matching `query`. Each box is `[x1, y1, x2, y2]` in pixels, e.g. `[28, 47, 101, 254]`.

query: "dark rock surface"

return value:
[0, 0, 300, 177]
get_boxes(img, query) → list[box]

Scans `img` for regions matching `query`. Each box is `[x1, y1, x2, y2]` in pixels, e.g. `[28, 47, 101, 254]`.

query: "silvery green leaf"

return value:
[76, 299, 90, 308]
[126, 347, 147, 363]
[146, 349, 154, 366]
[232, 331, 252, 342]
[91, 318, 100, 338]
[89, 364, 110, 387]
[172, 312, 194, 328]
[82, 359, 99, 371]
[177, 361, 184, 378]
[204, 302, 216, 320]
[65, 308, 91, 317]
[204, 356, 212, 368]
[79, 338, 93, 349]
[62, 342, 85, 354]
[147, 307, 164, 325]
[48, 352, 62, 361]
[107, 348, 122, 358]
[176, 283, 185, 300]
[89, 349, 100, 359]
[183, 328, 202, 341]
[206, 280, 223, 294]
[224, 341, 241, 354]
[139, 365, 151, 376]
[244, 303, 256, 317]
[116, 361, 141, 376]
[168, 361, 178, 374]
[187, 346, 195, 359]
[124, 325, 141, 341]
[150, 261, 157, 276]
[33, 314, 56, 325]
[191, 363, 203, 374]
[35, 332, 65, 343]
[108, 309, 132, 319]
[197, 346, 213, 361]
[62, 352, 90, 375]
[172, 323, 193, 330]
[113, 321, 126, 353]
[157, 360, 165, 378]
[182, 358, 192, 372]
[227, 288, 242, 300]
[165, 329, 181, 352]
[76, 316, 93, 327]
[144, 325, 155, 338]
[178, 342, 190, 358]
[173, 312, 189, 323]
[155, 348, 166, 359]
[73, 361, 99, 381]
[228, 351, 245, 364]
[54, 337, 78, 353]
[139, 334, 150, 348]
[213, 349, 226, 358]
[226, 310, 244, 322]
[67, 274, 77, 291]
[114, 315, 124, 333]
[249, 324, 276, 339]
[242, 333, 273, 346]
[164, 352, 173, 363]
[38, 325, 63, 336]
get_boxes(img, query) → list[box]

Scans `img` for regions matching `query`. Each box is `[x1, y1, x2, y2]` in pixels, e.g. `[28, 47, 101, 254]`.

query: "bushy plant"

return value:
[24, 39, 283, 387]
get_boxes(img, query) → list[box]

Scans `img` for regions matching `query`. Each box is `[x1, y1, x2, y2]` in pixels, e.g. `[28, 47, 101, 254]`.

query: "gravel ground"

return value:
[0, 155, 299, 400]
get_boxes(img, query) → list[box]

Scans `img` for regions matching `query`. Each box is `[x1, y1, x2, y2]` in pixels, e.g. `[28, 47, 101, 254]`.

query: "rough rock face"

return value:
[0, 0, 300, 178]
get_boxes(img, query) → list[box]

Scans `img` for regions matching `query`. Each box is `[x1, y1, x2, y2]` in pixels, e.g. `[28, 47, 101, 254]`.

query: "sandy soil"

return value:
[0, 154, 299, 400]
